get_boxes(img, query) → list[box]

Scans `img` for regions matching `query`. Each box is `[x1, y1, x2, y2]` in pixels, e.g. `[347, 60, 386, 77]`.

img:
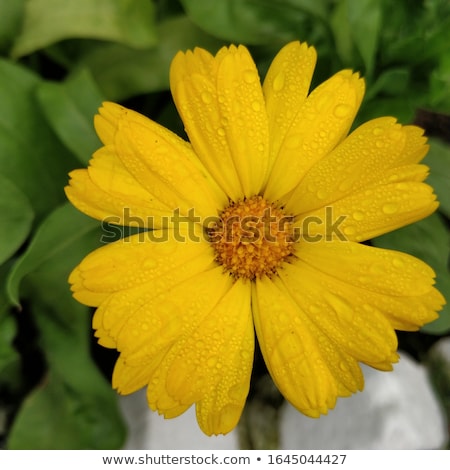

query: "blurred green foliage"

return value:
[0, 0, 449, 449]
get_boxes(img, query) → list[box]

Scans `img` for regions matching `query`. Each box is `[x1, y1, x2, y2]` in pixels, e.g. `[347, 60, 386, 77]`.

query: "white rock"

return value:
[280, 352, 447, 450]
[120, 390, 238, 449]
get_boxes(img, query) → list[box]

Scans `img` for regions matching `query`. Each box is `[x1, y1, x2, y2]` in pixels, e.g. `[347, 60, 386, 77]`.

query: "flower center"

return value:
[208, 196, 295, 280]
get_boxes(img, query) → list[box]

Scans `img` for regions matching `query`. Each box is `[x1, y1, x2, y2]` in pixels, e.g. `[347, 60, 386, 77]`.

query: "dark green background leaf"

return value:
[79, 15, 224, 100]
[181, 0, 323, 45]
[37, 68, 104, 164]
[0, 174, 34, 265]
[0, 60, 78, 223]
[6, 203, 100, 306]
[424, 138, 450, 219]
[12, 0, 157, 58]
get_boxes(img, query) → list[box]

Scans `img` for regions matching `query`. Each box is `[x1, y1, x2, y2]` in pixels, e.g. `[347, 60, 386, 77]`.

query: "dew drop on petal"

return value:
[316, 189, 327, 200]
[201, 91, 213, 104]
[244, 70, 258, 83]
[252, 101, 261, 111]
[373, 127, 383, 136]
[333, 104, 351, 118]
[240, 349, 251, 360]
[207, 357, 217, 367]
[382, 203, 398, 214]
[217, 127, 226, 136]
[343, 226, 356, 236]
[273, 72, 285, 91]
[392, 257, 405, 268]
[352, 211, 365, 221]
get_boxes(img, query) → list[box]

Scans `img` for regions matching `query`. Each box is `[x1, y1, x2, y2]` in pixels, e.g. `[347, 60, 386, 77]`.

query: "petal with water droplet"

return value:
[253, 276, 364, 418]
[115, 113, 227, 218]
[262, 41, 317, 181]
[265, 70, 365, 202]
[295, 180, 438, 242]
[170, 45, 269, 199]
[65, 147, 172, 229]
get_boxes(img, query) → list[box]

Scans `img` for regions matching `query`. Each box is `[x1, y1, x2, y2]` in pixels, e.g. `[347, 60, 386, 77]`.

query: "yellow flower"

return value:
[65, 41, 445, 436]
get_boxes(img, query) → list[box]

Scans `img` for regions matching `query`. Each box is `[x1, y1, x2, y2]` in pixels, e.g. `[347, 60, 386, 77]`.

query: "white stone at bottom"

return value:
[120, 352, 447, 449]
[120, 390, 238, 450]
[280, 352, 447, 449]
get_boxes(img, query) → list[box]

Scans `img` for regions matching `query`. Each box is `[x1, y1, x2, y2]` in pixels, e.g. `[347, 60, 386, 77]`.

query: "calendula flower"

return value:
[66, 41, 445, 436]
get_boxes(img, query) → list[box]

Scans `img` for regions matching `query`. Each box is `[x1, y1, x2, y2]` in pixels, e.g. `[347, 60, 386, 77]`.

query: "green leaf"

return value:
[36, 68, 105, 164]
[0, 60, 79, 223]
[5, 202, 125, 449]
[372, 213, 450, 335]
[0, 0, 24, 53]
[180, 0, 326, 45]
[80, 15, 224, 100]
[8, 366, 125, 449]
[330, 0, 355, 67]
[11, 0, 157, 58]
[424, 138, 450, 219]
[6, 203, 100, 306]
[347, 0, 382, 77]
[0, 312, 21, 392]
[364, 68, 411, 101]
[0, 174, 34, 265]
[429, 53, 450, 112]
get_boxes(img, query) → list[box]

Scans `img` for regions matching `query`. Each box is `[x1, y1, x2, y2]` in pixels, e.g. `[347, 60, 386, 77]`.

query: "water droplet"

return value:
[244, 70, 257, 84]
[207, 357, 217, 367]
[339, 362, 349, 372]
[308, 305, 321, 315]
[343, 226, 356, 236]
[315, 91, 332, 112]
[273, 72, 285, 91]
[201, 91, 212, 104]
[382, 203, 398, 214]
[217, 127, 226, 136]
[316, 189, 327, 200]
[373, 127, 383, 136]
[252, 101, 261, 111]
[352, 211, 364, 221]
[392, 257, 405, 268]
[375, 140, 384, 148]
[333, 104, 351, 118]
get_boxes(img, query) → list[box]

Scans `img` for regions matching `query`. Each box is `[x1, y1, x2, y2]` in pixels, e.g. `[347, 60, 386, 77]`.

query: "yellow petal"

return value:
[112, 105, 227, 217]
[263, 41, 317, 182]
[295, 181, 438, 242]
[170, 45, 269, 199]
[107, 264, 232, 397]
[165, 280, 253, 436]
[296, 240, 440, 297]
[279, 260, 400, 366]
[286, 117, 429, 214]
[65, 147, 172, 228]
[69, 223, 212, 306]
[264, 69, 365, 202]
[253, 277, 364, 417]
[94, 101, 127, 145]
